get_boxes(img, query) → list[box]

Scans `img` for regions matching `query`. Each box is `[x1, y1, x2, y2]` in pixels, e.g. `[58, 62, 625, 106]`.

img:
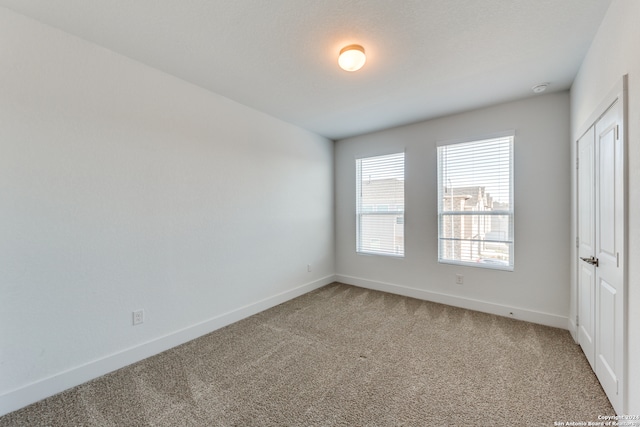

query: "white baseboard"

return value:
[0, 275, 335, 417]
[336, 274, 568, 330]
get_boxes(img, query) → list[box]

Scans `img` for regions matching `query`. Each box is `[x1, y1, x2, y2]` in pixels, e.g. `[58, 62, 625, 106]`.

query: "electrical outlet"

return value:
[132, 309, 144, 325]
[455, 274, 464, 285]
[307, 264, 312, 272]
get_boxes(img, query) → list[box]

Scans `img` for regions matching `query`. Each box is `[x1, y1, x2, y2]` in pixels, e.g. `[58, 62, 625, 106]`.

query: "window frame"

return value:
[355, 151, 405, 258]
[437, 133, 514, 271]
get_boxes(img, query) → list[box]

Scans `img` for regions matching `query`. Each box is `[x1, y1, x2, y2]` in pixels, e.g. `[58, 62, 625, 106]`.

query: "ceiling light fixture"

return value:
[532, 83, 548, 93]
[338, 44, 366, 72]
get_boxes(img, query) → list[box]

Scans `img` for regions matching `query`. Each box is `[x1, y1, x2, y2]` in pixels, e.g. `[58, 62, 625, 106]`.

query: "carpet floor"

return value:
[0, 282, 614, 426]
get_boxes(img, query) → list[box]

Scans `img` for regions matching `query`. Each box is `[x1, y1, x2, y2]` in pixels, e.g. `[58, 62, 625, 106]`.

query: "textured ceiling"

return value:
[0, 0, 612, 140]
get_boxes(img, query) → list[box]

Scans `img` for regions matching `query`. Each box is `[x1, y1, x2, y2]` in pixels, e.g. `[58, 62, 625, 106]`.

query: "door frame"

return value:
[572, 75, 628, 414]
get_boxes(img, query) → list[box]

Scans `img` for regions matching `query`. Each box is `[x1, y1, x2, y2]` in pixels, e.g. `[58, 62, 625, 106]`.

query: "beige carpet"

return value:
[0, 282, 613, 426]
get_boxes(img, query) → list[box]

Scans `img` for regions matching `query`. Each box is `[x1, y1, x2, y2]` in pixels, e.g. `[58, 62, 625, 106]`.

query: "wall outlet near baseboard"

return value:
[133, 309, 144, 325]
[455, 274, 464, 285]
[307, 264, 312, 272]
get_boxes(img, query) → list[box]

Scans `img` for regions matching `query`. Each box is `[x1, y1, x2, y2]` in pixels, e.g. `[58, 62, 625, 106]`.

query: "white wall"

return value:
[0, 7, 334, 415]
[335, 92, 571, 328]
[569, 0, 640, 414]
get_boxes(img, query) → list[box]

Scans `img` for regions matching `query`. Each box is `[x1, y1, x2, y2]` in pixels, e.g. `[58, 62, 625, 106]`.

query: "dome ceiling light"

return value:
[338, 44, 366, 72]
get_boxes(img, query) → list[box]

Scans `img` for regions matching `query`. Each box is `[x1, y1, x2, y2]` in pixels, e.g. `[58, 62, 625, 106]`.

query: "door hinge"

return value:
[617, 252, 619, 268]
[576, 157, 579, 169]
[576, 237, 579, 248]
[576, 315, 579, 326]
[616, 125, 620, 140]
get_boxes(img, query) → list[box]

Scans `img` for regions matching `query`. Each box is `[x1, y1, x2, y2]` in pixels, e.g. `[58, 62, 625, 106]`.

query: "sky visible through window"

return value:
[359, 152, 405, 182]
[440, 137, 512, 208]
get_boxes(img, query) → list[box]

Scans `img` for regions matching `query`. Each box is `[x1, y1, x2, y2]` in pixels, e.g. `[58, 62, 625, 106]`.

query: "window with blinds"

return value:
[437, 135, 514, 270]
[356, 152, 405, 257]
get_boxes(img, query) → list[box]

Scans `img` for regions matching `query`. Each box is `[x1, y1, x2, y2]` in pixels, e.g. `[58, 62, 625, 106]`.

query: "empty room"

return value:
[1, 0, 639, 425]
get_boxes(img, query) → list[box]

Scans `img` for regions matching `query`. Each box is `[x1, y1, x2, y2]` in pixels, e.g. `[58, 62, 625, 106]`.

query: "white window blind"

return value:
[437, 135, 514, 270]
[356, 152, 405, 257]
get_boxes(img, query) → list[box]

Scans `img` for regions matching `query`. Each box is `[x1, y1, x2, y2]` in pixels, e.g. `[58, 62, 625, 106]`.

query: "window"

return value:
[356, 152, 405, 257]
[437, 135, 514, 270]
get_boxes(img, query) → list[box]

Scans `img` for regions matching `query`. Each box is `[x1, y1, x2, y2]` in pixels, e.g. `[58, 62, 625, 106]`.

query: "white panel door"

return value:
[577, 127, 596, 369]
[594, 100, 624, 412]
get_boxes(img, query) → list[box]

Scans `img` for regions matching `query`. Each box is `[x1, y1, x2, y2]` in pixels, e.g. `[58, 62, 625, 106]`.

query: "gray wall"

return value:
[0, 7, 334, 414]
[335, 92, 571, 327]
